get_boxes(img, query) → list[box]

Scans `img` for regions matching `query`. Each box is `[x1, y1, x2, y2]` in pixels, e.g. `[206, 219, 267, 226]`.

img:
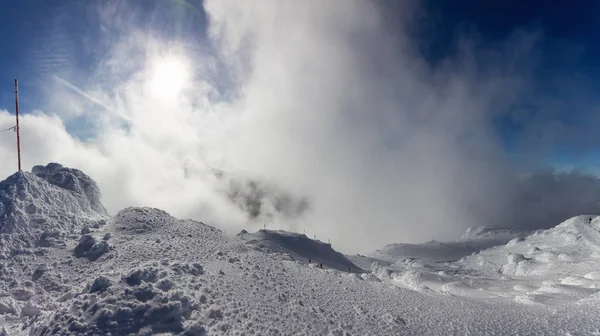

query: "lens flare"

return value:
[149, 55, 189, 101]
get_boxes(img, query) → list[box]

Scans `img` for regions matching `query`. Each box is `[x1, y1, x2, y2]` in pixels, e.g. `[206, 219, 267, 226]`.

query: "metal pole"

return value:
[14, 79, 21, 172]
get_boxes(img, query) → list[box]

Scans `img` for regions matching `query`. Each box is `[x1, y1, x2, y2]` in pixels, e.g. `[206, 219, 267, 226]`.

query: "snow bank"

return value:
[238, 230, 360, 272]
[460, 225, 529, 242]
[113, 207, 177, 234]
[372, 225, 529, 264]
[373, 215, 600, 306]
[0, 163, 108, 256]
[31, 163, 107, 216]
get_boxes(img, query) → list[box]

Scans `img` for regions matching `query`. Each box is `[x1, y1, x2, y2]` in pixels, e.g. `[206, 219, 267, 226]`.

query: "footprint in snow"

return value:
[383, 312, 406, 326]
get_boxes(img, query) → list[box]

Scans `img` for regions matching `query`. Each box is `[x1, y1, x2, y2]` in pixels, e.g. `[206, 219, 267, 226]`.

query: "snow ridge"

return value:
[31, 163, 107, 216]
[371, 225, 529, 264]
[0, 163, 108, 256]
[239, 230, 360, 272]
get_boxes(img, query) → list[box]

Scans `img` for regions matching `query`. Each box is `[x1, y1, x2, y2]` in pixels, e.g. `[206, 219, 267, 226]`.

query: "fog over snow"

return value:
[1, 163, 600, 335]
[1, 0, 600, 254]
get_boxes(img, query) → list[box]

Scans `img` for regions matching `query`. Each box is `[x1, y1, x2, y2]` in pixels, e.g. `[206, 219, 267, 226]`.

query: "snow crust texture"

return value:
[369, 216, 600, 309]
[1, 164, 600, 335]
[238, 230, 360, 272]
[0, 163, 107, 257]
[371, 226, 530, 264]
[31, 163, 107, 216]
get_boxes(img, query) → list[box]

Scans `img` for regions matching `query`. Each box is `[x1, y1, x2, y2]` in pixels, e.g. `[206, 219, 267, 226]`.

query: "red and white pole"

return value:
[14, 79, 21, 172]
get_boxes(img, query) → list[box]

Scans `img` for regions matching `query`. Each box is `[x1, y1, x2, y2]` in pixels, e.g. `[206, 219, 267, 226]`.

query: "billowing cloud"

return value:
[1, 0, 600, 253]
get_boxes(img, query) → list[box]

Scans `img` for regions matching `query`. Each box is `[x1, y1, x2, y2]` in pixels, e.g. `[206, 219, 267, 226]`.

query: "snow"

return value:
[0, 163, 108, 257]
[238, 229, 360, 272]
[371, 226, 530, 264]
[1, 163, 600, 335]
[366, 215, 600, 309]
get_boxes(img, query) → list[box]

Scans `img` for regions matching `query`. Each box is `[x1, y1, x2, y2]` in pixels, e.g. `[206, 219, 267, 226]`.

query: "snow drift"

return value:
[0, 163, 108, 257]
[1, 163, 600, 335]
[238, 229, 360, 272]
[371, 215, 600, 308]
[371, 226, 529, 263]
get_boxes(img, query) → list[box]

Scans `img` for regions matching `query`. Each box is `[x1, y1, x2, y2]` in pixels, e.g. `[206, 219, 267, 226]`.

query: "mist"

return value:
[1, 0, 600, 253]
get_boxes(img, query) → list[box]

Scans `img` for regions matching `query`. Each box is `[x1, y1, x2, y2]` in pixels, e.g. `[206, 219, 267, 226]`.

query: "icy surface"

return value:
[1, 164, 600, 335]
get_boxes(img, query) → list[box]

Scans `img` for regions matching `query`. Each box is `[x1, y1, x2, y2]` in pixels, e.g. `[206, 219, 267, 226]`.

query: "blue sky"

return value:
[1, 0, 600, 172]
[0, 0, 208, 111]
[416, 0, 600, 172]
[3, 0, 600, 249]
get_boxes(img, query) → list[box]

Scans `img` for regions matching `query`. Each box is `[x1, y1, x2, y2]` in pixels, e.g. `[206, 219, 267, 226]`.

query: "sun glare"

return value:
[149, 56, 189, 101]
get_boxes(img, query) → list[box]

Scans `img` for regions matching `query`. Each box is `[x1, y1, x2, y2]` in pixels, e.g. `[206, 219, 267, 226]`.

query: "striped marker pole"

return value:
[14, 79, 21, 172]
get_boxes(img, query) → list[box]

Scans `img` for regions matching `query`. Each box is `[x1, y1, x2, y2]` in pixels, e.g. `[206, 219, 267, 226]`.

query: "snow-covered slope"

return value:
[237, 230, 360, 272]
[454, 215, 600, 305]
[1, 164, 600, 335]
[370, 226, 529, 264]
[370, 216, 600, 308]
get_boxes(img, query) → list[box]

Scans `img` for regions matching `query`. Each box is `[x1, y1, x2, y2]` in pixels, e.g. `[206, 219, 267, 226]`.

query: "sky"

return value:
[418, 0, 600, 170]
[1, 0, 600, 253]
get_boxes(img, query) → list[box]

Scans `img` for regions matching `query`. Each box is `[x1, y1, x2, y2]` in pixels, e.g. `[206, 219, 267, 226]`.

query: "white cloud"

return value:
[2, 1, 600, 253]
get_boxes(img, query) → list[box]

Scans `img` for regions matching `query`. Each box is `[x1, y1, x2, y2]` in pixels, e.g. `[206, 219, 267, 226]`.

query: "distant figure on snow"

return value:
[308, 259, 311, 264]
[589, 217, 593, 224]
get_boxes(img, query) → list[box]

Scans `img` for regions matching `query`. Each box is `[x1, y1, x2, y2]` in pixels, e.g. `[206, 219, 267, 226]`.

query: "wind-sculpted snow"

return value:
[113, 207, 178, 234]
[0, 164, 108, 256]
[453, 215, 600, 305]
[31, 163, 107, 216]
[371, 216, 600, 310]
[238, 230, 360, 272]
[459, 225, 528, 241]
[371, 226, 530, 264]
[16, 210, 598, 336]
[1, 165, 600, 335]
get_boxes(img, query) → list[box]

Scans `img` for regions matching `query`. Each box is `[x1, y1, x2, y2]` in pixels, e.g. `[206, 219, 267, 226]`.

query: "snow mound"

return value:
[31, 163, 107, 216]
[239, 230, 360, 272]
[460, 215, 600, 276]
[460, 225, 526, 241]
[374, 215, 600, 306]
[346, 254, 390, 272]
[113, 207, 177, 234]
[371, 241, 475, 264]
[371, 225, 530, 264]
[0, 163, 108, 256]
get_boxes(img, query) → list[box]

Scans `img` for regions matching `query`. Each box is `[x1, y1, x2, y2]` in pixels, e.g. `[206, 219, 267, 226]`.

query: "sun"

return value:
[149, 56, 189, 101]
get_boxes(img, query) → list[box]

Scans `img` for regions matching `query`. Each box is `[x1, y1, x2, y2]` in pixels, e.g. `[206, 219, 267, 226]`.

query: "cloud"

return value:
[2, 0, 600, 253]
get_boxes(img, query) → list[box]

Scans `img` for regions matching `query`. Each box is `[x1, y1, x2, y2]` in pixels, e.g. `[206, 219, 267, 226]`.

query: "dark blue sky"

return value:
[416, 0, 600, 170]
[1, 0, 599, 171]
[422, 0, 600, 63]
